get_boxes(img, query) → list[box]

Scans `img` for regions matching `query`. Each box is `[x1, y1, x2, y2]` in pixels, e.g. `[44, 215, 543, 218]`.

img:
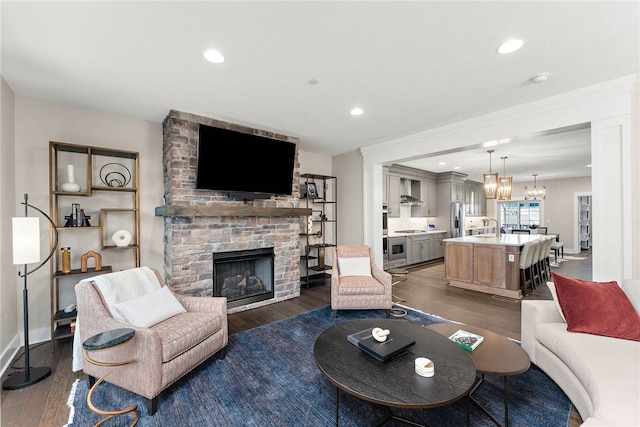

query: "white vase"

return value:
[112, 230, 132, 247]
[61, 165, 81, 192]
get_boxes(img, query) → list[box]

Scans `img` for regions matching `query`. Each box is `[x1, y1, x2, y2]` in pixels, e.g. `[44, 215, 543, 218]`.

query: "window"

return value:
[499, 201, 541, 231]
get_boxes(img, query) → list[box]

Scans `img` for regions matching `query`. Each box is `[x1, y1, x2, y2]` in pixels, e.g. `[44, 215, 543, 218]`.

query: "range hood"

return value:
[400, 179, 424, 205]
[400, 194, 424, 205]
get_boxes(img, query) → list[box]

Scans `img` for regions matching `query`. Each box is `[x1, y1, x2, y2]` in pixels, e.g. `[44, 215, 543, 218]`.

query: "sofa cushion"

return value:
[152, 311, 223, 363]
[115, 286, 186, 328]
[536, 322, 640, 425]
[338, 257, 372, 277]
[337, 276, 385, 295]
[551, 273, 640, 342]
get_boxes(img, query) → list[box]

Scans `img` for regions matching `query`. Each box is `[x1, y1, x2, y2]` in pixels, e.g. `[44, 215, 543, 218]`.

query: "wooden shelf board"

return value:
[155, 205, 312, 217]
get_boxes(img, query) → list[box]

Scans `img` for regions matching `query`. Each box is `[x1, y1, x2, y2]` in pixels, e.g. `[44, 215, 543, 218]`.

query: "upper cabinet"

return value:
[464, 180, 486, 216]
[387, 174, 401, 217]
[386, 165, 437, 218]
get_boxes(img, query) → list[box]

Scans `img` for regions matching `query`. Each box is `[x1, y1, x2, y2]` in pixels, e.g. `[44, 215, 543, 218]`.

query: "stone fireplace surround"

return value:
[158, 110, 310, 313]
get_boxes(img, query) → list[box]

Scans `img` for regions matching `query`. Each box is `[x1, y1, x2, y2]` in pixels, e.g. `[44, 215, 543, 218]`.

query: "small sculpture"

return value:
[81, 250, 102, 273]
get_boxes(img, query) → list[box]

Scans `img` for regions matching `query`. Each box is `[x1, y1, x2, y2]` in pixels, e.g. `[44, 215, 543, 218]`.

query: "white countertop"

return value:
[443, 234, 556, 247]
[389, 230, 449, 237]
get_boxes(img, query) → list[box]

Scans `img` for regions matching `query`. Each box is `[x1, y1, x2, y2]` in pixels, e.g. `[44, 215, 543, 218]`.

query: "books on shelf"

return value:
[448, 329, 484, 351]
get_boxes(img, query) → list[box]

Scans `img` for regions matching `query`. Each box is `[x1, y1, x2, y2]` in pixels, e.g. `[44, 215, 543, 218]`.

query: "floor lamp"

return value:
[3, 194, 58, 390]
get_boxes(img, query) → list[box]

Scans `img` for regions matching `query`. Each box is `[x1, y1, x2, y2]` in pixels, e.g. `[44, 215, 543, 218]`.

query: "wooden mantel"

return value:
[155, 205, 312, 218]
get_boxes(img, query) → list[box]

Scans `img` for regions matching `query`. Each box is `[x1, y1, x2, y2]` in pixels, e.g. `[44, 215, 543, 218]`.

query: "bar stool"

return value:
[519, 241, 538, 295]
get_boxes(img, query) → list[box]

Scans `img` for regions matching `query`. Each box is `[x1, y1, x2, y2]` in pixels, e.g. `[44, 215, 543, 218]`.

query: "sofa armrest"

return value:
[175, 294, 227, 314]
[371, 263, 392, 287]
[521, 300, 566, 364]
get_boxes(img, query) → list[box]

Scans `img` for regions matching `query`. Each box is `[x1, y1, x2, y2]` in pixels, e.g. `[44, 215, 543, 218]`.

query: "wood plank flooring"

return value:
[2, 252, 590, 426]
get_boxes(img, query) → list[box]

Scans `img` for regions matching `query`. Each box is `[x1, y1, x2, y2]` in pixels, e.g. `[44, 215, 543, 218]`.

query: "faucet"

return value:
[487, 219, 499, 237]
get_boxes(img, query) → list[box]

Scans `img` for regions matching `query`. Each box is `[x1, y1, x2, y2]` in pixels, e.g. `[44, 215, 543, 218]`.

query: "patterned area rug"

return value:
[66, 305, 572, 426]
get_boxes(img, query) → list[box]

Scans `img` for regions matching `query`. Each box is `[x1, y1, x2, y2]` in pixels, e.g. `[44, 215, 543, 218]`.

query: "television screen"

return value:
[196, 124, 296, 197]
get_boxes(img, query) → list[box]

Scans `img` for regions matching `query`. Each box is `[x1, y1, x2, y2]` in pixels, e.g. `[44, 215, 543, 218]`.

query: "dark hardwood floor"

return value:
[1, 250, 591, 426]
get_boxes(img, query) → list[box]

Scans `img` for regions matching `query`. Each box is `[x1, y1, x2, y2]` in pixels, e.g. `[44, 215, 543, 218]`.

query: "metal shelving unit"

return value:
[299, 174, 337, 288]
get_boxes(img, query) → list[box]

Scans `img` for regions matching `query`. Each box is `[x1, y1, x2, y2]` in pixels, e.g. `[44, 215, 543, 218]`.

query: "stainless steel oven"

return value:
[382, 205, 388, 235]
[383, 236, 389, 270]
[388, 236, 407, 268]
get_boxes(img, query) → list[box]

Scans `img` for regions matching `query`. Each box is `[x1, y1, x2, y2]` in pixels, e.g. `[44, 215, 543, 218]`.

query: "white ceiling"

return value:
[2, 1, 638, 181]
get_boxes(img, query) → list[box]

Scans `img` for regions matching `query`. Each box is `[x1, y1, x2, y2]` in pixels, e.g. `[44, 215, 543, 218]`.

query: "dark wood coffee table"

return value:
[314, 319, 476, 426]
[427, 323, 530, 427]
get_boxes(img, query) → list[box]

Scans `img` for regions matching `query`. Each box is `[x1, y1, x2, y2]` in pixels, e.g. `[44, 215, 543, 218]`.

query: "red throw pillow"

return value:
[551, 273, 640, 342]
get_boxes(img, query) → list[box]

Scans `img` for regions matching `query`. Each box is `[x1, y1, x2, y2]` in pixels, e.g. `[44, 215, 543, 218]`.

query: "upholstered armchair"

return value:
[75, 267, 228, 415]
[331, 245, 392, 314]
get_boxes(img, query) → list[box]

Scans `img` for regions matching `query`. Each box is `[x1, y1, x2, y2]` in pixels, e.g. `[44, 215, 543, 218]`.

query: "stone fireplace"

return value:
[157, 110, 310, 313]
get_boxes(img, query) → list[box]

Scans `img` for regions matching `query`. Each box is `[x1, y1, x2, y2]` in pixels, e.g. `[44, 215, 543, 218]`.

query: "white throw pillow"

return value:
[114, 286, 186, 328]
[338, 257, 372, 277]
[546, 281, 567, 322]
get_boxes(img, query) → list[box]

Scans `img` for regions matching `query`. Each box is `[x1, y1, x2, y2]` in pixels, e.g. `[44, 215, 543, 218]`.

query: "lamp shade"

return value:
[12, 217, 41, 265]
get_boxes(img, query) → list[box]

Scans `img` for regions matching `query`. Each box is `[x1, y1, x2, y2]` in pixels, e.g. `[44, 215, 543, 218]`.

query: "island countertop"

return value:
[443, 234, 554, 246]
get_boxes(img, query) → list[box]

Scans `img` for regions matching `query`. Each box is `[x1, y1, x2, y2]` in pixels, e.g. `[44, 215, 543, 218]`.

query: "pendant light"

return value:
[497, 156, 512, 200]
[524, 174, 546, 200]
[483, 150, 498, 199]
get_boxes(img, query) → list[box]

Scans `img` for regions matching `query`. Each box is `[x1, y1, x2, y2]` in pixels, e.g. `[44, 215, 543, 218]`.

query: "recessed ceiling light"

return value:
[454, 166, 462, 170]
[497, 39, 523, 54]
[203, 49, 225, 64]
[530, 73, 550, 84]
[350, 107, 364, 116]
[438, 162, 446, 166]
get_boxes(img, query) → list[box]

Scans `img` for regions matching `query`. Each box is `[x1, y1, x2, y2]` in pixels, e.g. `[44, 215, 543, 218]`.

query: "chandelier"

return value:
[497, 156, 512, 201]
[524, 174, 546, 200]
[483, 150, 498, 199]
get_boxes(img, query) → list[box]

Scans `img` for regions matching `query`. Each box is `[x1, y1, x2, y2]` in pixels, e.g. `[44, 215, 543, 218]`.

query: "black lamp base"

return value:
[2, 366, 51, 390]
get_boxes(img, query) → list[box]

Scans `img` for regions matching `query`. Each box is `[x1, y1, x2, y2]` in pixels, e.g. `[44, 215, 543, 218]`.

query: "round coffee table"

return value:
[427, 323, 530, 427]
[314, 319, 476, 426]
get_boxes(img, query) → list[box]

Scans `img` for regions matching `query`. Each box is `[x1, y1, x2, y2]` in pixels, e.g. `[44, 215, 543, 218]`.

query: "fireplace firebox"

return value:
[212, 248, 275, 309]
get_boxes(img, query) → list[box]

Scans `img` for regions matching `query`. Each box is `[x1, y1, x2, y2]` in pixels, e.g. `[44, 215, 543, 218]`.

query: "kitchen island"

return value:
[443, 234, 554, 299]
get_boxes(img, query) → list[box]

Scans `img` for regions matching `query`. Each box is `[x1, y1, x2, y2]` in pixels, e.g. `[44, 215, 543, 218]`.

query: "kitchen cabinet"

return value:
[464, 180, 486, 216]
[451, 182, 464, 202]
[382, 169, 388, 206]
[414, 180, 437, 217]
[431, 232, 446, 259]
[408, 235, 431, 265]
[387, 174, 401, 217]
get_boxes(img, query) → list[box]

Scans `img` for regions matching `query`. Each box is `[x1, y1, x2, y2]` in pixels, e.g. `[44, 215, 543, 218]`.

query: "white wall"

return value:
[511, 176, 591, 254]
[0, 77, 19, 374]
[333, 150, 364, 245]
[12, 96, 164, 343]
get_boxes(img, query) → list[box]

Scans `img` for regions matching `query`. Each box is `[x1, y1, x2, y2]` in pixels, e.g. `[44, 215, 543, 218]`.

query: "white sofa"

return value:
[521, 279, 640, 426]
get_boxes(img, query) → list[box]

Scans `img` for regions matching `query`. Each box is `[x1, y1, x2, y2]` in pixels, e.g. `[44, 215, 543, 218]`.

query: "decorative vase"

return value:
[112, 229, 132, 247]
[317, 247, 325, 269]
[61, 247, 71, 274]
[61, 165, 81, 192]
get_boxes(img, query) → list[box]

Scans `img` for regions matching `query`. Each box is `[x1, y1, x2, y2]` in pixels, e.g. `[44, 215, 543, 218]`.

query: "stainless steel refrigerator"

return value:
[450, 201, 466, 238]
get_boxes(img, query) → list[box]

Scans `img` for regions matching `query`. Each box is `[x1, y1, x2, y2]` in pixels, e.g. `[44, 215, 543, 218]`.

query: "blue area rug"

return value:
[66, 305, 572, 426]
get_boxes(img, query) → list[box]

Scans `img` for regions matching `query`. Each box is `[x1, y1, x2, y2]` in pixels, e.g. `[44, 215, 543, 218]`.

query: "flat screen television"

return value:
[196, 124, 297, 199]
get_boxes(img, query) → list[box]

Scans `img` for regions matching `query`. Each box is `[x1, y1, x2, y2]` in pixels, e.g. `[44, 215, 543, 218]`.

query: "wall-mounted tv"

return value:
[196, 124, 297, 198]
